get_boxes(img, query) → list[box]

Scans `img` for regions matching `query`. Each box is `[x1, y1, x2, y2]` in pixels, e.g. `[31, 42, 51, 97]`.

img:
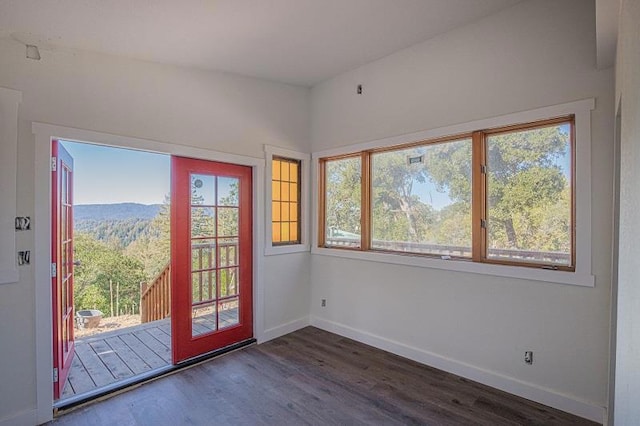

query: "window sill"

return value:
[265, 244, 310, 256]
[311, 247, 595, 288]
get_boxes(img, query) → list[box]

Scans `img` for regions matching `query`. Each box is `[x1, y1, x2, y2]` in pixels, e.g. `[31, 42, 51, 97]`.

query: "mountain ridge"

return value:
[74, 203, 162, 221]
[73, 203, 164, 247]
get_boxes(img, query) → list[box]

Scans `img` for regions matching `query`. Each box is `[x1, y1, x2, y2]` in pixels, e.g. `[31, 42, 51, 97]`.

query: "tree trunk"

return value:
[399, 198, 418, 242]
[116, 281, 120, 317]
[140, 282, 147, 322]
[109, 279, 114, 317]
[504, 218, 518, 248]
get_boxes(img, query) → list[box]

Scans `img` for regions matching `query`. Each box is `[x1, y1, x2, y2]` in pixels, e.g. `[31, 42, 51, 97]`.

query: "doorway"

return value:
[51, 140, 255, 406]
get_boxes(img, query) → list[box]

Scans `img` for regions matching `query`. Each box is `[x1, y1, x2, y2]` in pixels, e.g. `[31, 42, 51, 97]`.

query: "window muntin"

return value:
[485, 122, 572, 266]
[272, 157, 301, 245]
[323, 155, 362, 248]
[319, 116, 575, 271]
[371, 138, 472, 257]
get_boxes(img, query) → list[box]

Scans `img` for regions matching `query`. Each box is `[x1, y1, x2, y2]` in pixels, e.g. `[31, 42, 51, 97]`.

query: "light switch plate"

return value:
[18, 251, 31, 265]
[15, 217, 31, 231]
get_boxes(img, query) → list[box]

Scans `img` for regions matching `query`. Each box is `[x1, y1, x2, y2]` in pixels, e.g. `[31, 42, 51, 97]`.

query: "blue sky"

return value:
[61, 141, 170, 205]
[413, 181, 455, 210]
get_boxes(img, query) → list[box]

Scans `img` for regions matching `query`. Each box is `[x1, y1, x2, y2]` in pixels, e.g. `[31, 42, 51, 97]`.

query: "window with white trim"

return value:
[265, 146, 310, 255]
[272, 156, 301, 245]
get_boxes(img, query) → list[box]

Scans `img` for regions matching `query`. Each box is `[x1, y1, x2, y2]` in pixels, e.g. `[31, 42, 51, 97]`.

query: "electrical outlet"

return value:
[321, 299, 326, 307]
[524, 351, 533, 365]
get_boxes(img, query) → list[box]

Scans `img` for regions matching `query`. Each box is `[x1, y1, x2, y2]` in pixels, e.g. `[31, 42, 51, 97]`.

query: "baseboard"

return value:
[310, 316, 605, 424]
[0, 408, 37, 426]
[260, 316, 310, 343]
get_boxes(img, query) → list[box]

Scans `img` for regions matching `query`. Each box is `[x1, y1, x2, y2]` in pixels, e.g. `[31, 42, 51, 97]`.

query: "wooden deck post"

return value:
[140, 282, 147, 323]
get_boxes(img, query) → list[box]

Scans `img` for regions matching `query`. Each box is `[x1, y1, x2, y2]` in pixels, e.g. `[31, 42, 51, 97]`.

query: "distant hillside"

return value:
[74, 203, 162, 221]
[74, 203, 164, 248]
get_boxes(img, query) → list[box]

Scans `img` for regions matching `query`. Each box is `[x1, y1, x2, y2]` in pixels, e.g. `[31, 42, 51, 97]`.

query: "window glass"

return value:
[324, 156, 361, 248]
[272, 157, 301, 245]
[318, 117, 574, 270]
[486, 123, 572, 265]
[371, 139, 472, 257]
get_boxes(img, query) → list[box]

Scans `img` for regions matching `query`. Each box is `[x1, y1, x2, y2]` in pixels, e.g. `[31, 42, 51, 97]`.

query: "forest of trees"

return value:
[73, 201, 170, 316]
[74, 203, 162, 249]
[73, 178, 241, 318]
[325, 124, 571, 263]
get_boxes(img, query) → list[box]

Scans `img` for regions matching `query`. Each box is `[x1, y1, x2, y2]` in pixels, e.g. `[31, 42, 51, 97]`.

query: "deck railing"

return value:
[191, 240, 238, 306]
[139, 241, 239, 323]
[140, 263, 171, 323]
[325, 237, 570, 264]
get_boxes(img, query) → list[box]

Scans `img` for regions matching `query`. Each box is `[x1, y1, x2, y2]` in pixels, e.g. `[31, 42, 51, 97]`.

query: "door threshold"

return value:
[54, 338, 256, 415]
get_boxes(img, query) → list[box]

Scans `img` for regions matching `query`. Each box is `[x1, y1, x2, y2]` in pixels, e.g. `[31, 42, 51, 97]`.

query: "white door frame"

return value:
[33, 122, 265, 424]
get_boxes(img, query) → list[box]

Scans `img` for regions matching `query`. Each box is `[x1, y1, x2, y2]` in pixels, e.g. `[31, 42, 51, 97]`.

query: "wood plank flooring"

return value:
[52, 327, 597, 425]
[61, 319, 172, 398]
[61, 308, 238, 398]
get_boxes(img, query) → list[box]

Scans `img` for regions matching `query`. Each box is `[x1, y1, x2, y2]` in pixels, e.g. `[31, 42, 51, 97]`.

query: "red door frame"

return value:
[51, 140, 75, 399]
[170, 156, 253, 363]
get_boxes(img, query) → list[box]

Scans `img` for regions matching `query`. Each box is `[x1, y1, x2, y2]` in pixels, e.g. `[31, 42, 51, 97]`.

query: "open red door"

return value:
[52, 140, 75, 399]
[171, 156, 253, 363]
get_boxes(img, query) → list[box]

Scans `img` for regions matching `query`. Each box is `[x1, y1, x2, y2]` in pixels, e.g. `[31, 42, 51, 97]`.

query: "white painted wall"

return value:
[310, 0, 613, 422]
[0, 87, 21, 285]
[0, 39, 310, 424]
[613, 0, 640, 424]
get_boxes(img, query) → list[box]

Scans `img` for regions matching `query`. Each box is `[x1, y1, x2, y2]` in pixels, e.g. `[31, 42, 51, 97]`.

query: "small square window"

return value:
[271, 157, 302, 245]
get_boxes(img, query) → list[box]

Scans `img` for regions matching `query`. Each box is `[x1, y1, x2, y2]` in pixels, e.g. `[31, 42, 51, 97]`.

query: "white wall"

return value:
[310, 0, 613, 422]
[613, 0, 640, 424]
[0, 88, 21, 284]
[0, 39, 310, 424]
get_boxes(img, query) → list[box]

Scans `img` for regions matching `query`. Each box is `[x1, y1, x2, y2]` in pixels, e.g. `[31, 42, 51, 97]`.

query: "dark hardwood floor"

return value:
[51, 326, 597, 425]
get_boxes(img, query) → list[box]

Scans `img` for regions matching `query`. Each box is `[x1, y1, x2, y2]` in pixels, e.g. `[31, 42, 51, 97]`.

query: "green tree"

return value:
[74, 233, 147, 316]
[426, 126, 569, 251]
[217, 179, 239, 297]
[325, 157, 362, 240]
[218, 178, 239, 238]
[372, 150, 436, 243]
[323, 126, 569, 256]
[125, 196, 171, 280]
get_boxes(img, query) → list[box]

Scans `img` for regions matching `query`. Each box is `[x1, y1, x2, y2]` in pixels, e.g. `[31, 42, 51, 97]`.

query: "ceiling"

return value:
[0, 0, 522, 86]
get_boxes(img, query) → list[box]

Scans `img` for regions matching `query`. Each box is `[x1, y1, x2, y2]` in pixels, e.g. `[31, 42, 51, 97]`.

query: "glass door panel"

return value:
[171, 157, 252, 363]
[51, 140, 76, 400]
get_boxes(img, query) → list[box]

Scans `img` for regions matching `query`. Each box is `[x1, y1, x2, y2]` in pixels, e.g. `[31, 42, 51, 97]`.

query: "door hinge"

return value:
[53, 368, 58, 383]
[51, 263, 57, 278]
[480, 219, 487, 229]
[481, 164, 487, 174]
[51, 157, 57, 172]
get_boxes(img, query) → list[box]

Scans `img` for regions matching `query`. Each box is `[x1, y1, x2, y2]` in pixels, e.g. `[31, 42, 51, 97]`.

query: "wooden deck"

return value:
[61, 308, 239, 399]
